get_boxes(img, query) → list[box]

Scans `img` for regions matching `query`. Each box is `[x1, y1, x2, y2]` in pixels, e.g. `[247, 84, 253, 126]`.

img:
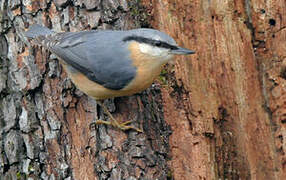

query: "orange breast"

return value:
[59, 41, 166, 100]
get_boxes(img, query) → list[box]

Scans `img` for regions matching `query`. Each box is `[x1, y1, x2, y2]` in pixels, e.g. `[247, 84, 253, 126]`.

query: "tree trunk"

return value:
[0, 0, 285, 180]
[0, 0, 169, 179]
[142, 0, 286, 179]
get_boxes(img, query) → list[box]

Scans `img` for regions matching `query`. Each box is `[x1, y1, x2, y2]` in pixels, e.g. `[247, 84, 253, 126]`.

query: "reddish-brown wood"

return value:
[142, 0, 286, 179]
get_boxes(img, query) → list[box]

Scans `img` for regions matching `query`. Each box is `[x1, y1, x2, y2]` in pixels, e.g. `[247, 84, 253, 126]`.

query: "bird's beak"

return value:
[171, 47, 195, 55]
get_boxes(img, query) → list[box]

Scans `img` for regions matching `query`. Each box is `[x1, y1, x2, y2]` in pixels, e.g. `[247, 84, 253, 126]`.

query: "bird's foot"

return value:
[95, 100, 142, 133]
[95, 120, 143, 132]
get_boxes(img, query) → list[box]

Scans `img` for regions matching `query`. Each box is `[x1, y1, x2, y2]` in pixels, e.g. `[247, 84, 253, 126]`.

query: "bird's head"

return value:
[123, 29, 195, 63]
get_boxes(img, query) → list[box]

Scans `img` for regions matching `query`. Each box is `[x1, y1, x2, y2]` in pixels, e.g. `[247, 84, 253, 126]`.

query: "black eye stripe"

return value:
[154, 40, 161, 46]
[123, 36, 178, 50]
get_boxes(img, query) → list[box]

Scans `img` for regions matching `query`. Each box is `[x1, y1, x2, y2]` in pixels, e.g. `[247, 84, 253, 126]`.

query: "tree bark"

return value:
[142, 0, 286, 179]
[0, 0, 286, 180]
[0, 0, 169, 179]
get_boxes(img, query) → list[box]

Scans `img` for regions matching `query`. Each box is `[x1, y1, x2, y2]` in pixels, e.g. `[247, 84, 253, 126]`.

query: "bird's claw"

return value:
[95, 100, 143, 133]
[95, 120, 143, 132]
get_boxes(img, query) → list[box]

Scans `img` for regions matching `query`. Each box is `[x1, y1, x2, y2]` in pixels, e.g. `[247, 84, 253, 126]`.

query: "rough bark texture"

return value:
[0, 0, 169, 179]
[141, 0, 286, 179]
[1, 0, 286, 180]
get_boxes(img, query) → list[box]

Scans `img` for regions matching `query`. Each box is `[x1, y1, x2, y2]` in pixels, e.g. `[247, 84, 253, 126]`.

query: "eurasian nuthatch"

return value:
[25, 24, 195, 132]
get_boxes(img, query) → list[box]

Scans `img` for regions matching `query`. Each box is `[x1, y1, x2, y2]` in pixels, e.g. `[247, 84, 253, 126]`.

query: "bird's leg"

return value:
[95, 100, 143, 132]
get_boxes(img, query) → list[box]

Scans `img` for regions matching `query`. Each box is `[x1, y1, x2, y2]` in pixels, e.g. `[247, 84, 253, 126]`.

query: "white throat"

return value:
[138, 43, 174, 62]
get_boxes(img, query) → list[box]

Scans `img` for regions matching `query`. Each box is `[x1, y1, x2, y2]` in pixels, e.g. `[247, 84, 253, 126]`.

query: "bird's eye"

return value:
[154, 41, 162, 47]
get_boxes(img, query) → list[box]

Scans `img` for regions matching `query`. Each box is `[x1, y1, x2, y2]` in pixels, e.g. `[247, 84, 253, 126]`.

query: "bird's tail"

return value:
[25, 24, 54, 39]
[25, 24, 56, 47]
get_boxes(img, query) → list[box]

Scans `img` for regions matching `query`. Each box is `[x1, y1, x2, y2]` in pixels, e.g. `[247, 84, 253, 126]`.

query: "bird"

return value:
[25, 24, 195, 132]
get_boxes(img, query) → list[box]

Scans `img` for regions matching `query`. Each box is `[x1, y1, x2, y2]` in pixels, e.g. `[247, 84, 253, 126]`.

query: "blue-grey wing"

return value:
[50, 31, 137, 90]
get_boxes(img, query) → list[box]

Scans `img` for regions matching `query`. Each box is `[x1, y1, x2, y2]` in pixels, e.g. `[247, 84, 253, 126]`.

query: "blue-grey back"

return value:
[50, 30, 137, 90]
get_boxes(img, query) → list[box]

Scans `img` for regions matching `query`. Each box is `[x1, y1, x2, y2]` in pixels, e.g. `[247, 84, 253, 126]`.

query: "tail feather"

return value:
[25, 24, 54, 39]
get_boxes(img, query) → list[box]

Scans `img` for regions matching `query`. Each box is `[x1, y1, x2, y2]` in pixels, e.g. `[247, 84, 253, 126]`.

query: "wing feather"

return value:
[50, 31, 136, 90]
